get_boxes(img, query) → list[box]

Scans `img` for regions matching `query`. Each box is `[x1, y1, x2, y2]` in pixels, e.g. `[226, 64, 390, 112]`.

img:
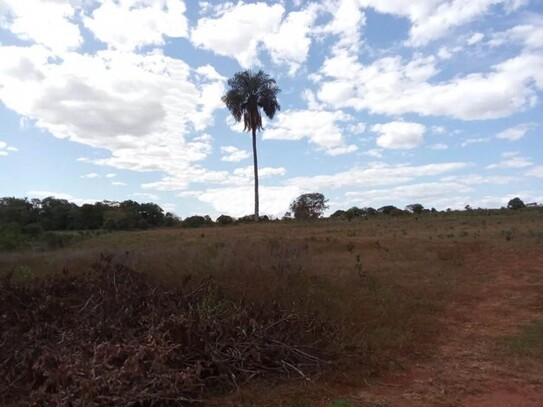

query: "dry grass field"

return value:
[1, 209, 543, 406]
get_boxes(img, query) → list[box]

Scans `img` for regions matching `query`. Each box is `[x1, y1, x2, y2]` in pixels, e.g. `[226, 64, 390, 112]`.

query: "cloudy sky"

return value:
[0, 0, 542, 218]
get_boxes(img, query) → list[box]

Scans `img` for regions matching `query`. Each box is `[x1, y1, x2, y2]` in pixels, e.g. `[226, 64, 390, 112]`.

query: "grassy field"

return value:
[1, 209, 542, 405]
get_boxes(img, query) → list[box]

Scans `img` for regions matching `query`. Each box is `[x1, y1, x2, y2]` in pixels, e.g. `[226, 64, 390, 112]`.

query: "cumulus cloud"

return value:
[526, 166, 543, 178]
[288, 162, 469, 190]
[345, 182, 473, 206]
[191, 2, 285, 68]
[372, 121, 426, 149]
[496, 123, 536, 141]
[467, 32, 485, 45]
[186, 185, 300, 218]
[0, 140, 17, 155]
[84, 0, 188, 51]
[81, 173, 100, 179]
[316, 51, 543, 121]
[0, 46, 224, 185]
[360, 0, 526, 46]
[132, 192, 160, 201]
[141, 165, 286, 192]
[191, 1, 321, 73]
[489, 18, 543, 50]
[220, 146, 250, 162]
[486, 152, 533, 169]
[264, 109, 358, 155]
[1, 0, 82, 53]
[429, 143, 449, 150]
[461, 137, 490, 147]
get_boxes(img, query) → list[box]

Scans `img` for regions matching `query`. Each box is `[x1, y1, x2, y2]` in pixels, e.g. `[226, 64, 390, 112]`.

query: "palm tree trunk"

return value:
[252, 127, 259, 222]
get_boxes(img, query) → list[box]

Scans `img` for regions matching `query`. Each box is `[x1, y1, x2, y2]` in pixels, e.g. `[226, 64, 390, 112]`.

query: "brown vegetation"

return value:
[1, 209, 542, 405]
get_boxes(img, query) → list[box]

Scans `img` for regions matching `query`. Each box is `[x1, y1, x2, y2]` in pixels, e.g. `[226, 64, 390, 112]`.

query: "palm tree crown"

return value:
[222, 70, 281, 222]
[222, 70, 281, 133]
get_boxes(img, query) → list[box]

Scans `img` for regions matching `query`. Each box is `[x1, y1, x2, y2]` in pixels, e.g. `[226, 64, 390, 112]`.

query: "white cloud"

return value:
[233, 166, 286, 178]
[461, 137, 490, 147]
[440, 174, 518, 185]
[486, 152, 533, 169]
[264, 109, 358, 155]
[372, 121, 426, 150]
[105, 173, 116, 178]
[317, 51, 543, 121]
[220, 145, 250, 162]
[132, 192, 160, 201]
[111, 181, 127, 186]
[317, 0, 366, 54]
[489, 19, 543, 50]
[526, 166, 543, 178]
[467, 32, 485, 45]
[191, 1, 321, 73]
[345, 181, 473, 206]
[360, 0, 526, 46]
[429, 143, 449, 150]
[191, 2, 285, 68]
[362, 148, 383, 158]
[26, 190, 97, 206]
[188, 185, 301, 217]
[264, 5, 319, 74]
[0, 46, 224, 188]
[288, 161, 469, 190]
[82, 172, 99, 179]
[1, 0, 82, 53]
[496, 123, 536, 141]
[84, 0, 188, 51]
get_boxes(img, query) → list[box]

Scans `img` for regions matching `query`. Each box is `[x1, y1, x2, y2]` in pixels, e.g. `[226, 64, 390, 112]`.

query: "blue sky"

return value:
[0, 0, 542, 218]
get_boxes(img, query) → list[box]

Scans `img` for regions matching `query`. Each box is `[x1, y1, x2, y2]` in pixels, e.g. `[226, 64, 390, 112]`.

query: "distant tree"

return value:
[405, 203, 424, 214]
[163, 212, 182, 227]
[377, 205, 399, 215]
[182, 215, 207, 228]
[507, 197, 525, 210]
[139, 203, 164, 226]
[364, 207, 377, 216]
[40, 197, 77, 230]
[290, 193, 329, 220]
[282, 211, 293, 221]
[330, 209, 346, 219]
[222, 70, 281, 222]
[345, 206, 365, 221]
[216, 215, 234, 225]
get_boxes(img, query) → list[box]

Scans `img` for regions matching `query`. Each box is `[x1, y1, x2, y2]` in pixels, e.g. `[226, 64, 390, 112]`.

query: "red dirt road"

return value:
[351, 244, 543, 406]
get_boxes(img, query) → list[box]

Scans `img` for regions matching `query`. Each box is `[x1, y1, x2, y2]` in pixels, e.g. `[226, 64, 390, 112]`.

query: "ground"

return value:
[1, 209, 542, 405]
[349, 244, 543, 406]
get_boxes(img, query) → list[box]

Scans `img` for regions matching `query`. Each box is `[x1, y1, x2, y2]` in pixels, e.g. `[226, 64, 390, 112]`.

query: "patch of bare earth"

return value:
[353, 244, 543, 406]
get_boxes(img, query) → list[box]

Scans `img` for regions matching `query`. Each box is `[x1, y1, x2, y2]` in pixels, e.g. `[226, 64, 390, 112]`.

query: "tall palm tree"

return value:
[222, 70, 281, 222]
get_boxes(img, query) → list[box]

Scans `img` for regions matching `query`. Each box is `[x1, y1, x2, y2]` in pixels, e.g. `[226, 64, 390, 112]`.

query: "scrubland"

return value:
[1, 209, 542, 406]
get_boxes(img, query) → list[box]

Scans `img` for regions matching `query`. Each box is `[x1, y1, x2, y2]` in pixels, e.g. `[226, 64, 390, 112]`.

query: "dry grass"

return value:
[1, 209, 542, 405]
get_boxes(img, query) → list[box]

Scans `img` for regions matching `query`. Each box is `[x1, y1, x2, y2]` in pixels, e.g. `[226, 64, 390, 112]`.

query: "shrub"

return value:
[182, 215, 207, 228]
[216, 215, 234, 226]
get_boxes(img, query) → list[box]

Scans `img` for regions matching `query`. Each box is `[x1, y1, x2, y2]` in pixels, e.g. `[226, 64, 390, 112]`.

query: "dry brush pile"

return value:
[0, 254, 331, 406]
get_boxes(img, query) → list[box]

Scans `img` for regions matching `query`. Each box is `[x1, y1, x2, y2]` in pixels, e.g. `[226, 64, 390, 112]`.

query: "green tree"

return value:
[507, 197, 525, 210]
[222, 70, 281, 222]
[290, 193, 329, 220]
[405, 203, 424, 214]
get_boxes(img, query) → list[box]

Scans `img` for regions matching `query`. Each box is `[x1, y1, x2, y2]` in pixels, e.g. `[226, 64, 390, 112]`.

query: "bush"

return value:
[182, 215, 207, 228]
[216, 215, 234, 225]
[22, 223, 43, 239]
[0, 223, 25, 250]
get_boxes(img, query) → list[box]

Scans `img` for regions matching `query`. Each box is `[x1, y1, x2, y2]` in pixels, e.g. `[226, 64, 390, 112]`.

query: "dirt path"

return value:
[351, 244, 543, 406]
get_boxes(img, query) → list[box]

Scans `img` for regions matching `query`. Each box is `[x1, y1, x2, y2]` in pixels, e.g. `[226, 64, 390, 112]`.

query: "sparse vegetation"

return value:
[1, 205, 542, 405]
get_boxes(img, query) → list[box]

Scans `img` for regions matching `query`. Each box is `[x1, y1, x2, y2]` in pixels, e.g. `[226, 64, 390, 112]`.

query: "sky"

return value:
[0, 0, 542, 218]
